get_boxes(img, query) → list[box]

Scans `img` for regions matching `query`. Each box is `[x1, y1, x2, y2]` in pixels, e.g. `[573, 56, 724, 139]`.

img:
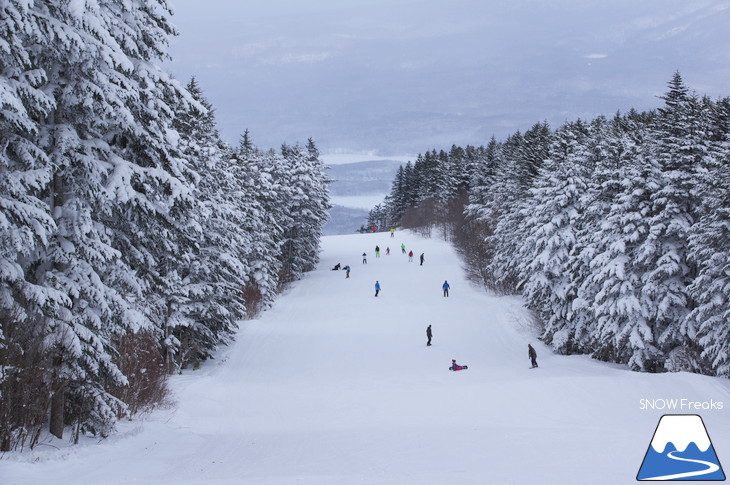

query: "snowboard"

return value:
[449, 365, 468, 371]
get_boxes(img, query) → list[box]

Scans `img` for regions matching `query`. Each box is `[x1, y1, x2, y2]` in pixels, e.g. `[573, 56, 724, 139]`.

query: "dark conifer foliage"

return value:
[374, 74, 730, 378]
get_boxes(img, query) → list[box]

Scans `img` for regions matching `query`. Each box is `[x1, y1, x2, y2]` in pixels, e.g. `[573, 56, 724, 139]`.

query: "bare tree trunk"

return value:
[49, 169, 66, 439]
[49, 355, 65, 439]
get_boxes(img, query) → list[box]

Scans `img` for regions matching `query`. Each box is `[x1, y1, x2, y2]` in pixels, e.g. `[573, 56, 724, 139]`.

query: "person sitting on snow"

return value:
[332, 263, 341, 270]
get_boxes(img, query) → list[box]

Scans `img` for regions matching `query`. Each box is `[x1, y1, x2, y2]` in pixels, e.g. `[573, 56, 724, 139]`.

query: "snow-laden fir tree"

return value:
[279, 140, 331, 282]
[1, 0, 200, 440]
[485, 124, 552, 292]
[636, 73, 705, 371]
[519, 121, 592, 350]
[230, 141, 290, 307]
[687, 96, 730, 376]
[168, 77, 247, 371]
[0, 1, 63, 449]
[577, 115, 664, 369]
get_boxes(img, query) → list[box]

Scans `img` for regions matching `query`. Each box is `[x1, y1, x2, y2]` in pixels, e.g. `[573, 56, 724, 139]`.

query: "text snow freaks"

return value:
[639, 399, 724, 411]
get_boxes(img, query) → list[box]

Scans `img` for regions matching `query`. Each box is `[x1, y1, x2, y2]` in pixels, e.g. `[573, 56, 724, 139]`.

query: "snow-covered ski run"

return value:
[3, 231, 729, 485]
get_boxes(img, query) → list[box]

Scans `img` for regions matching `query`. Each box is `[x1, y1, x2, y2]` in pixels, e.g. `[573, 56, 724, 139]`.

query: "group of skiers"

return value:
[332, 233, 539, 371]
[332, 262, 351, 278]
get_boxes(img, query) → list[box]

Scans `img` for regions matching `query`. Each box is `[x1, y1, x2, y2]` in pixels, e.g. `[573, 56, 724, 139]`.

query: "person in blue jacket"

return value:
[375, 280, 381, 297]
[442, 280, 450, 297]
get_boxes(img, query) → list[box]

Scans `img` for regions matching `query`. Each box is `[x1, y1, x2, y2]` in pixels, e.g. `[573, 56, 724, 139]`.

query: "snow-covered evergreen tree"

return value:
[0, 0, 59, 330]
[637, 73, 705, 371]
[1, 0, 199, 438]
[279, 140, 331, 282]
[168, 77, 246, 370]
[687, 97, 730, 376]
[486, 126, 552, 292]
[519, 121, 592, 351]
[580, 117, 664, 370]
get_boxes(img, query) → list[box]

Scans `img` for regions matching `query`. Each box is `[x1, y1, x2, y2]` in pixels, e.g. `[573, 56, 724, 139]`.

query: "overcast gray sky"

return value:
[166, 0, 730, 158]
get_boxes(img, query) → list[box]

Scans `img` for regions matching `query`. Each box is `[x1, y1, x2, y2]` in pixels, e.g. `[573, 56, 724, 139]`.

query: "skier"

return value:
[408, 250, 413, 262]
[419, 253, 425, 266]
[375, 245, 380, 257]
[362, 252, 367, 264]
[375, 280, 381, 297]
[332, 263, 341, 270]
[442, 280, 450, 297]
[345, 265, 351, 278]
[386, 247, 390, 255]
[401, 243, 406, 254]
[528, 344, 538, 368]
[426, 325, 432, 346]
[390, 228, 395, 238]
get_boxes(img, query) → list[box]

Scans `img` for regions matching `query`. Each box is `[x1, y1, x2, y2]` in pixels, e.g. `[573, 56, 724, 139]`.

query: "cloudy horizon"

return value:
[166, 0, 730, 158]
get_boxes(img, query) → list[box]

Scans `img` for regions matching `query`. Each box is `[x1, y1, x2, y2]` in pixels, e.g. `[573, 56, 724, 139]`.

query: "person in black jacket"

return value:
[426, 325, 432, 346]
[528, 344, 538, 368]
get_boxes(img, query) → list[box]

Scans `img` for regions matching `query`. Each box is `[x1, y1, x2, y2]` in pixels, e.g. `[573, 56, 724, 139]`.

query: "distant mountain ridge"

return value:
[326, 160, 403, 196]
[323, 159, 404, 235]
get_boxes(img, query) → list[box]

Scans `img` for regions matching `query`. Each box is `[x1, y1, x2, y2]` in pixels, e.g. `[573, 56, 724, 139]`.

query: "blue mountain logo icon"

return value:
[637, 414, 725, 481]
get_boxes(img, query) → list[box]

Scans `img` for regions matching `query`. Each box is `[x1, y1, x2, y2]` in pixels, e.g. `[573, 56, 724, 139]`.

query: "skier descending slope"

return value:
[529, 344, 538, 368]
[374, 280, 381, 297]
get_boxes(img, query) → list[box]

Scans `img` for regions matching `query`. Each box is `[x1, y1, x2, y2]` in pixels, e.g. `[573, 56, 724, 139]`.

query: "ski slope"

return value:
[3, 231, 729, 484]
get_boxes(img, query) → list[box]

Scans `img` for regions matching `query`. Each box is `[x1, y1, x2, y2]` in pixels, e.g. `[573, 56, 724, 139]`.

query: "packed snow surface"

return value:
[2, 231, 729, 484]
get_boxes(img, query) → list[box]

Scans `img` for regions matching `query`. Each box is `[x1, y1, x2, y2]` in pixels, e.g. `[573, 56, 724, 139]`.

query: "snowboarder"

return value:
[390, 228, 395, 238]
[401, 243, 406, 254]
[426, 325, 432, 346]
[419, 253, 425, 266]
[408, 250, 413, 262]
[386, 247, 390, 255]
[375, 245, 380, 257]
[449, 359, 467, 371]
[332, 263, 341, 270]
[362, 252, 367, 264]
[442, 280, 450, 297]
[374, 280, 381, 297]
[345, 265, 351, 278]
[528, 344, 538, 368]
